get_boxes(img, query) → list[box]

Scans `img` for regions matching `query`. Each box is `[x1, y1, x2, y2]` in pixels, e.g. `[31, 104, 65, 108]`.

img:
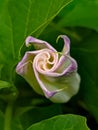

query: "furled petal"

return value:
[33, 70, 80, 103]
[16, 51, 44, 95]
[54, 55, 77, 76]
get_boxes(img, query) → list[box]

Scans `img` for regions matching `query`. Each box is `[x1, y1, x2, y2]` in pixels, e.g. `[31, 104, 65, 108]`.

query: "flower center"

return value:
[34, 49, 58, 73]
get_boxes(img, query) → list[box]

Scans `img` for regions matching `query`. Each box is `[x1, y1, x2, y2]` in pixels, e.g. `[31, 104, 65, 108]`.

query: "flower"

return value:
[16, 35, 80, 103]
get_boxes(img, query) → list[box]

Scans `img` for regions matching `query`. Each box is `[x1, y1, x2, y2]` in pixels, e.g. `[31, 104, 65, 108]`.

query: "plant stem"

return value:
[4, 102, 13, 130]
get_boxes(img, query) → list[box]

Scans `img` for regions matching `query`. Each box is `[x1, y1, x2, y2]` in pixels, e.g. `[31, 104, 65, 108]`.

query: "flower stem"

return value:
[4, 102, 13, 130]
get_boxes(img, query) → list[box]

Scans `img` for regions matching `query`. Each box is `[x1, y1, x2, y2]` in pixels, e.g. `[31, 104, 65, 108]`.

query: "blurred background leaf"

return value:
[72, 31, 98, 123]
[11, 104, 62, 130]
[57, 0, 98, 31]
[0, 80, 11, 89]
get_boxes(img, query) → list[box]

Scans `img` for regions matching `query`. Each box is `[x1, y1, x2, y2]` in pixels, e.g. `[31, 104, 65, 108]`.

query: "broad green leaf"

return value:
[58, 0, 98, 31]
[0, 0, 72, 63]
[27, 114, 90, 130]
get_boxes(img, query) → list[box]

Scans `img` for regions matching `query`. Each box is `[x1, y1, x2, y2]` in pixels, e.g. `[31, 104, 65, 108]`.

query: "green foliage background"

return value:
[0, 0, 98, 130]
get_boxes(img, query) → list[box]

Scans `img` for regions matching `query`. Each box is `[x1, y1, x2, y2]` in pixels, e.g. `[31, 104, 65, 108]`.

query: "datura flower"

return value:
[16, 35, 80, 103]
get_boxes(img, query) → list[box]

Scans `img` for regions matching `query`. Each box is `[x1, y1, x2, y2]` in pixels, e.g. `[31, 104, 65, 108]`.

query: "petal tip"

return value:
[56, 35, 70, 44]
[44, 90, 57, 98]
[16, 64, 22, 75]
[25, 36, 33, 47]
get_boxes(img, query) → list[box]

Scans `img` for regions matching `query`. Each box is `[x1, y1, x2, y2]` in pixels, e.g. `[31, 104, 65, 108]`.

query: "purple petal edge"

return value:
[26, 36, 42, 47]
[25, 36, 56, 51]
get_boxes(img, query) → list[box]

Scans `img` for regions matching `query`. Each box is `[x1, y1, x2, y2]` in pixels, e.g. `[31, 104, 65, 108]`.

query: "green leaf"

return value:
[14, 104, 62, 130]
[0, 80, 11, 89]
[0, 0, 72, 63]
[27, 114, 90, 130]
[58, 0, 98, 31]
[71, 30, 98, 123]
